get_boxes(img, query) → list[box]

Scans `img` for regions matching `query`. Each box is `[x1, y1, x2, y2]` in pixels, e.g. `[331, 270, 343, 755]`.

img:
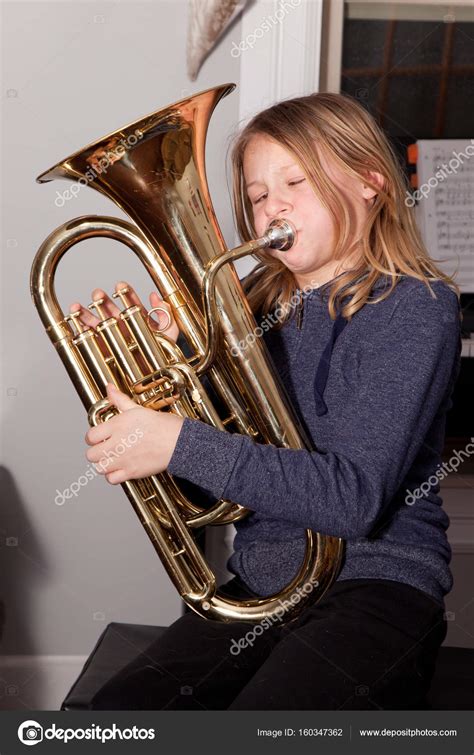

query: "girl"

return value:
[70, 92, 461, 711]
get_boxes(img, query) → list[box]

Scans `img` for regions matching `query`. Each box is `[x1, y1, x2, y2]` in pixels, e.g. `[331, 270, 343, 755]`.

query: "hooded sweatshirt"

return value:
[168, 273, 462, 607]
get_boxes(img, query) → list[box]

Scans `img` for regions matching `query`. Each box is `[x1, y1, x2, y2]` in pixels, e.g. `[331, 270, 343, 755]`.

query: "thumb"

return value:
[106, 383, 137, 411]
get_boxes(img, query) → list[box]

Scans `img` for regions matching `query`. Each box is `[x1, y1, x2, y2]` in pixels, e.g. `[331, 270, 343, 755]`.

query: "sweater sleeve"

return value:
[167, 283, 461, 539]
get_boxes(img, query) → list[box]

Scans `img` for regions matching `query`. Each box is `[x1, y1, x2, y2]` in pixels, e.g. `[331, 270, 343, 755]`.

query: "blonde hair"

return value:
[229, 92, 460, 325]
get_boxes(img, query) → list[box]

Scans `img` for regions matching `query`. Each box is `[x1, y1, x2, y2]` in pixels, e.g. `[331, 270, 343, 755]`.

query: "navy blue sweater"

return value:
[168, 273, 462, 606]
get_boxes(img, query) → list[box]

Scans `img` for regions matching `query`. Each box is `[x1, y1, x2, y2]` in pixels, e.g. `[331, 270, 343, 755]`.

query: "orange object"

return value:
[407, 143, 418, 164]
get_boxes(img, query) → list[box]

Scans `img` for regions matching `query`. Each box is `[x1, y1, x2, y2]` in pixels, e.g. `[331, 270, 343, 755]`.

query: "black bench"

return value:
[61, 622, 474, 710]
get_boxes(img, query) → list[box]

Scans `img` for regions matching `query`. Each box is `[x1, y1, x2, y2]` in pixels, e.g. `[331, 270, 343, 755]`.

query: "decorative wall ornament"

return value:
[187, 0, 251, 80]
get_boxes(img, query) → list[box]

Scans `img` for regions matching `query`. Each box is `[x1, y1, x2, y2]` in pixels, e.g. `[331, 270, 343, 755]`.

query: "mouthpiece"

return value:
[264, 219, 296, 251]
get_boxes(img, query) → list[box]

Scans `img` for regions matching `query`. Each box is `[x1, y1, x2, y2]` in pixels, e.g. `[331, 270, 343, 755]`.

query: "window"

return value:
[320, 1, 474, 457]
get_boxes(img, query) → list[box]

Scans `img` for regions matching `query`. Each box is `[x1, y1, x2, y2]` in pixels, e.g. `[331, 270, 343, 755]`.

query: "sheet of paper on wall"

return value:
[415, 139, 474, 293]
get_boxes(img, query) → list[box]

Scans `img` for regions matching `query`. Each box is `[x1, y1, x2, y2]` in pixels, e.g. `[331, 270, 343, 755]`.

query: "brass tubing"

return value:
[73, 330, 117, 392]
[32, 85, 344, 624]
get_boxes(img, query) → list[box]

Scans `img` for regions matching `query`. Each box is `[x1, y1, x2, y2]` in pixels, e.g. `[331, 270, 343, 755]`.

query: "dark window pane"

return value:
[341, 16, 474, 140]
[340, 75, 381, 118]
[444, 74, 474, 136]
[342, 19, 387, 69]
[385, 74, 440, 138]
[451, 23, 474, 65]
[391, 21, 444, 67]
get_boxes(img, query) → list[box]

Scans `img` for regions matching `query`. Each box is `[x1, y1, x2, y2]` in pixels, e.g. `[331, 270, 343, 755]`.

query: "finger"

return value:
[106, 469, 128, 485]
[106, 382, 137, 412]
[85, 423, 113, 446]
[69, 303, 101, 331]
[90, 455, 113, 473]
[93, 457, 114, 477]
[94, 454, 119, 473]
[86, 442, 110, 464]
[86, 442, 115, 464]
[114, 281, 148, 312]
[148, 292, 173, 332]
[114, 281, 159, 335]
[149, 289, 166, 304]
[110, 281, 157, 345]
[90, 288, 123, 321]
[89, 440, 124, 472]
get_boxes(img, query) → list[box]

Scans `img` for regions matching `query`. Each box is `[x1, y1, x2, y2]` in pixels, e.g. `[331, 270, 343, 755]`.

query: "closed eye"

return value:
[252, 178, 306, 205]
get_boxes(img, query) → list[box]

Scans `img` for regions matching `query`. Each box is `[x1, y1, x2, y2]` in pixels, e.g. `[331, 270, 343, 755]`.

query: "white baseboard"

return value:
[0, 655, 87, 711]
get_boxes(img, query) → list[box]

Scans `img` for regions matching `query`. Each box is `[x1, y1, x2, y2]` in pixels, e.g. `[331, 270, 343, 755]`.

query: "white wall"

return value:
[1, 0, 242, 663]
[1, 0, 325, 709]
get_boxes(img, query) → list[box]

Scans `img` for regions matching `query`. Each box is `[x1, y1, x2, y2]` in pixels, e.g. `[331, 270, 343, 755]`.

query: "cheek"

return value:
[299, 191, 328, 220]
[251, 207, 267, 235]
[303, 203, 334, 232]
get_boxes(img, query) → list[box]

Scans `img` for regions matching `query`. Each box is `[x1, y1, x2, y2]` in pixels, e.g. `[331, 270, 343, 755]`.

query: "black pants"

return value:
[90, 577, 446, 710]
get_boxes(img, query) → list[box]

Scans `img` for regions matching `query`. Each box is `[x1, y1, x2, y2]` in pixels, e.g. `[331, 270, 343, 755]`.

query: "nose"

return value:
[263, 191, 292, 220]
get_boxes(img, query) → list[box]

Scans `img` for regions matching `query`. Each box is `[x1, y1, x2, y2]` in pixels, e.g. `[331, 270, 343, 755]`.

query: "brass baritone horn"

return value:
[31, 83, 343, 623]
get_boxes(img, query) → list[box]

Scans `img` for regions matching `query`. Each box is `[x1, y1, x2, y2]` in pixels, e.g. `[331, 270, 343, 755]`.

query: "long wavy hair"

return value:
[229, 92, 460, 325]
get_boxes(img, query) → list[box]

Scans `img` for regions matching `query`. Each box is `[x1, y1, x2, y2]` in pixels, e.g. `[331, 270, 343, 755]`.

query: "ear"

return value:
[361, 171, 385, 201]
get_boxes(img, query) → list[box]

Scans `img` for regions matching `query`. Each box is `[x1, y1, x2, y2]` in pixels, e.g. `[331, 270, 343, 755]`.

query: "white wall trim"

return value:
[238, 0, 323, 122]
[0, 655, 87, 711]
[320, 0, 344, 92]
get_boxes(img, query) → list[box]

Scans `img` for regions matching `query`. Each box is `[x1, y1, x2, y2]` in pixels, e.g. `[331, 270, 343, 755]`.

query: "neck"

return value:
[294, 251, 361, 291]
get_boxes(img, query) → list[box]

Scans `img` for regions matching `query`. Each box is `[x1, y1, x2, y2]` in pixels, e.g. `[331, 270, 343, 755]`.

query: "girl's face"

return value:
[242, 134, 375, 288]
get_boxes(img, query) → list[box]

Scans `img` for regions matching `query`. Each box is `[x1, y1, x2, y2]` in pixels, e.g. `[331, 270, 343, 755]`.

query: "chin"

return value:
[282, 249, 312, 269]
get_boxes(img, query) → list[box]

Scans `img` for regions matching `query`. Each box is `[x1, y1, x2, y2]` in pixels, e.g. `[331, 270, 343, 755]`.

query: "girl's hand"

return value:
[85, 383, 184, 484]
[68, 281, 180, 357]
